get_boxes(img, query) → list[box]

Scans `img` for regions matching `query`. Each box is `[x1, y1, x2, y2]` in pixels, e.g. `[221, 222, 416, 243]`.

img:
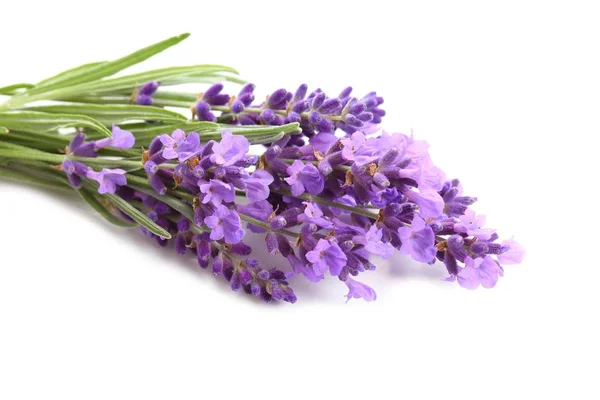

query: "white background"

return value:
[1, 1, 599, 399]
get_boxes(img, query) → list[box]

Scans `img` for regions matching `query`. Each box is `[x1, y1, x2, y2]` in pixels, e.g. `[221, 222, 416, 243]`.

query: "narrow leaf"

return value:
[125, 120, 218, 135]
[26, 103, 187, 125]
[159, 72, 246, 86]
[65, 65, 238, 94]
[0, 111, 112, 137]
[0, 166, 72, 192]
[103, 191, 171, 239]
[0, 135, 65, 153]
[0, 148, 65, 163]
[225, 122, 301, 136]
[0, 147, 142, 170]
[34, 61, 106, 89]
[0, 83, 34, 95]
[28, 33, 191, 94]
[3, 65, 239, 109]
[127, 181, 195, 222]
[77, 188, 138, 228]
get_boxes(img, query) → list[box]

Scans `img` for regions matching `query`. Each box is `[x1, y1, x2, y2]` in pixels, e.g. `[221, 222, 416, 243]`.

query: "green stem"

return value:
[0, 146, 144, 169]
[0, 165, 72, 192]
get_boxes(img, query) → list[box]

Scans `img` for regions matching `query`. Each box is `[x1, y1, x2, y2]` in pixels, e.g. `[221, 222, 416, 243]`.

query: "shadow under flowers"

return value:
[2, 180, 455, 306]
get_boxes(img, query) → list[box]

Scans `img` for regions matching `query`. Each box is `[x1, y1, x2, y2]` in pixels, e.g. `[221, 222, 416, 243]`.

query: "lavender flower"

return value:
[454, 208, 496, 240]
[497, 240, 525, 264]
[344, 277, 377, 302]
[284, 160, 324, 196]
[61, 159, 90, 188]
[243, 170, 274, 202]
[357, 226, 394, 259]
[199, 180, 235, 206]
[457, 256, 504, 289]
[204, 205, 245, 244]
[397, 216, 436, 263]
[86, 168, 127, 194]
[94, 125, 135, 150]
[160, 130, 200, 161]
[297, 202, 332, 228]
[44, 82, 524, 303]
[306, 239, 347, 277]
[135, 81, 159, 105]
[210, 131, 250, 166]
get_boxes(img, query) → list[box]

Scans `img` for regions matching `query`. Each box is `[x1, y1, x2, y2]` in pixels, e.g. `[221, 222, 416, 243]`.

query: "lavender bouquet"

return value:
[0, 34, 524, 303]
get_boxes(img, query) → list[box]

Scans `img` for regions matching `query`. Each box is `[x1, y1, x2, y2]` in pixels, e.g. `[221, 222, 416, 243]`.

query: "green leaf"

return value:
[25, 103, 187, 125]
[0, 166, 72, 192]
[28, 33, 191, 94]
[225, 122, 302, 137]
[77, 188, 138, 228]
[2, 65, 238, 110]
[4, 129, 70, 146]
[0, 111, 112, 137]
[102, 191, 171, 239]
[0, 148, 65, 163]
[34, 61, 106, 89]
[158, 72, 246, 86]
[62, 94, 193, 109]
[68, 65, 238, 94]
[125, 120, 218, 136]
[4, 130, 140, 158]
[126, 179, 196, 222]
[0, 135, 65, 153]
[0, 126, 8, 134]
[0, 147, 143, 170]
[0, 83, 34, 95]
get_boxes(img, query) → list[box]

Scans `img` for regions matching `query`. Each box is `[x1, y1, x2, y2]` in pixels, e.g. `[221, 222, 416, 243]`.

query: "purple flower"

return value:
[339, 131, 375, 165]
[454, 208, 496, 240]
[354, 225, 394, 259]
[86, 168, 127, 194]
[306, 239, 347, 276]
[94, 125, 135, 150]
[398, 216, 436, 263]
[160, 130, 200, 161]
[243, 169, 274, 202]
[138, 81, 159, 96]
[395, 156, 446, 192]
[344, 276, 377, 302]
[297, 202, 332, 228]
[67, 132, 96, 157]
[61, 159, 90, 188]
[284, 160, 324, 196]
[497, 240, 525, 265]
[210, 131, 250, 166]
[204, 205, 245, 244]
[199, 179, 235, 206]
[404, 189, 444, 220]
[202, 83, 230, 106]
[309, 132, 337, 154]
[287, 254, 323, 283]
[417, 157, 446, 191]
[237, 200, 273, 233]
[457, 256, 504, 289]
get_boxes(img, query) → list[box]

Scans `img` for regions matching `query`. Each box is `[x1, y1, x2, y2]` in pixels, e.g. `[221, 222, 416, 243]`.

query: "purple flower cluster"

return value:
[128, 122, 524, 302]
[62, 83, 524, 303]
[190, 83, 384, 144]
[134, 81, 160, 106]
[61, 126, 134, 193]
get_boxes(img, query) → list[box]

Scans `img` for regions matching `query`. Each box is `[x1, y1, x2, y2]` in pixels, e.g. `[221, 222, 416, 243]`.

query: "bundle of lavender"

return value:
[0, 34, 524, 303]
